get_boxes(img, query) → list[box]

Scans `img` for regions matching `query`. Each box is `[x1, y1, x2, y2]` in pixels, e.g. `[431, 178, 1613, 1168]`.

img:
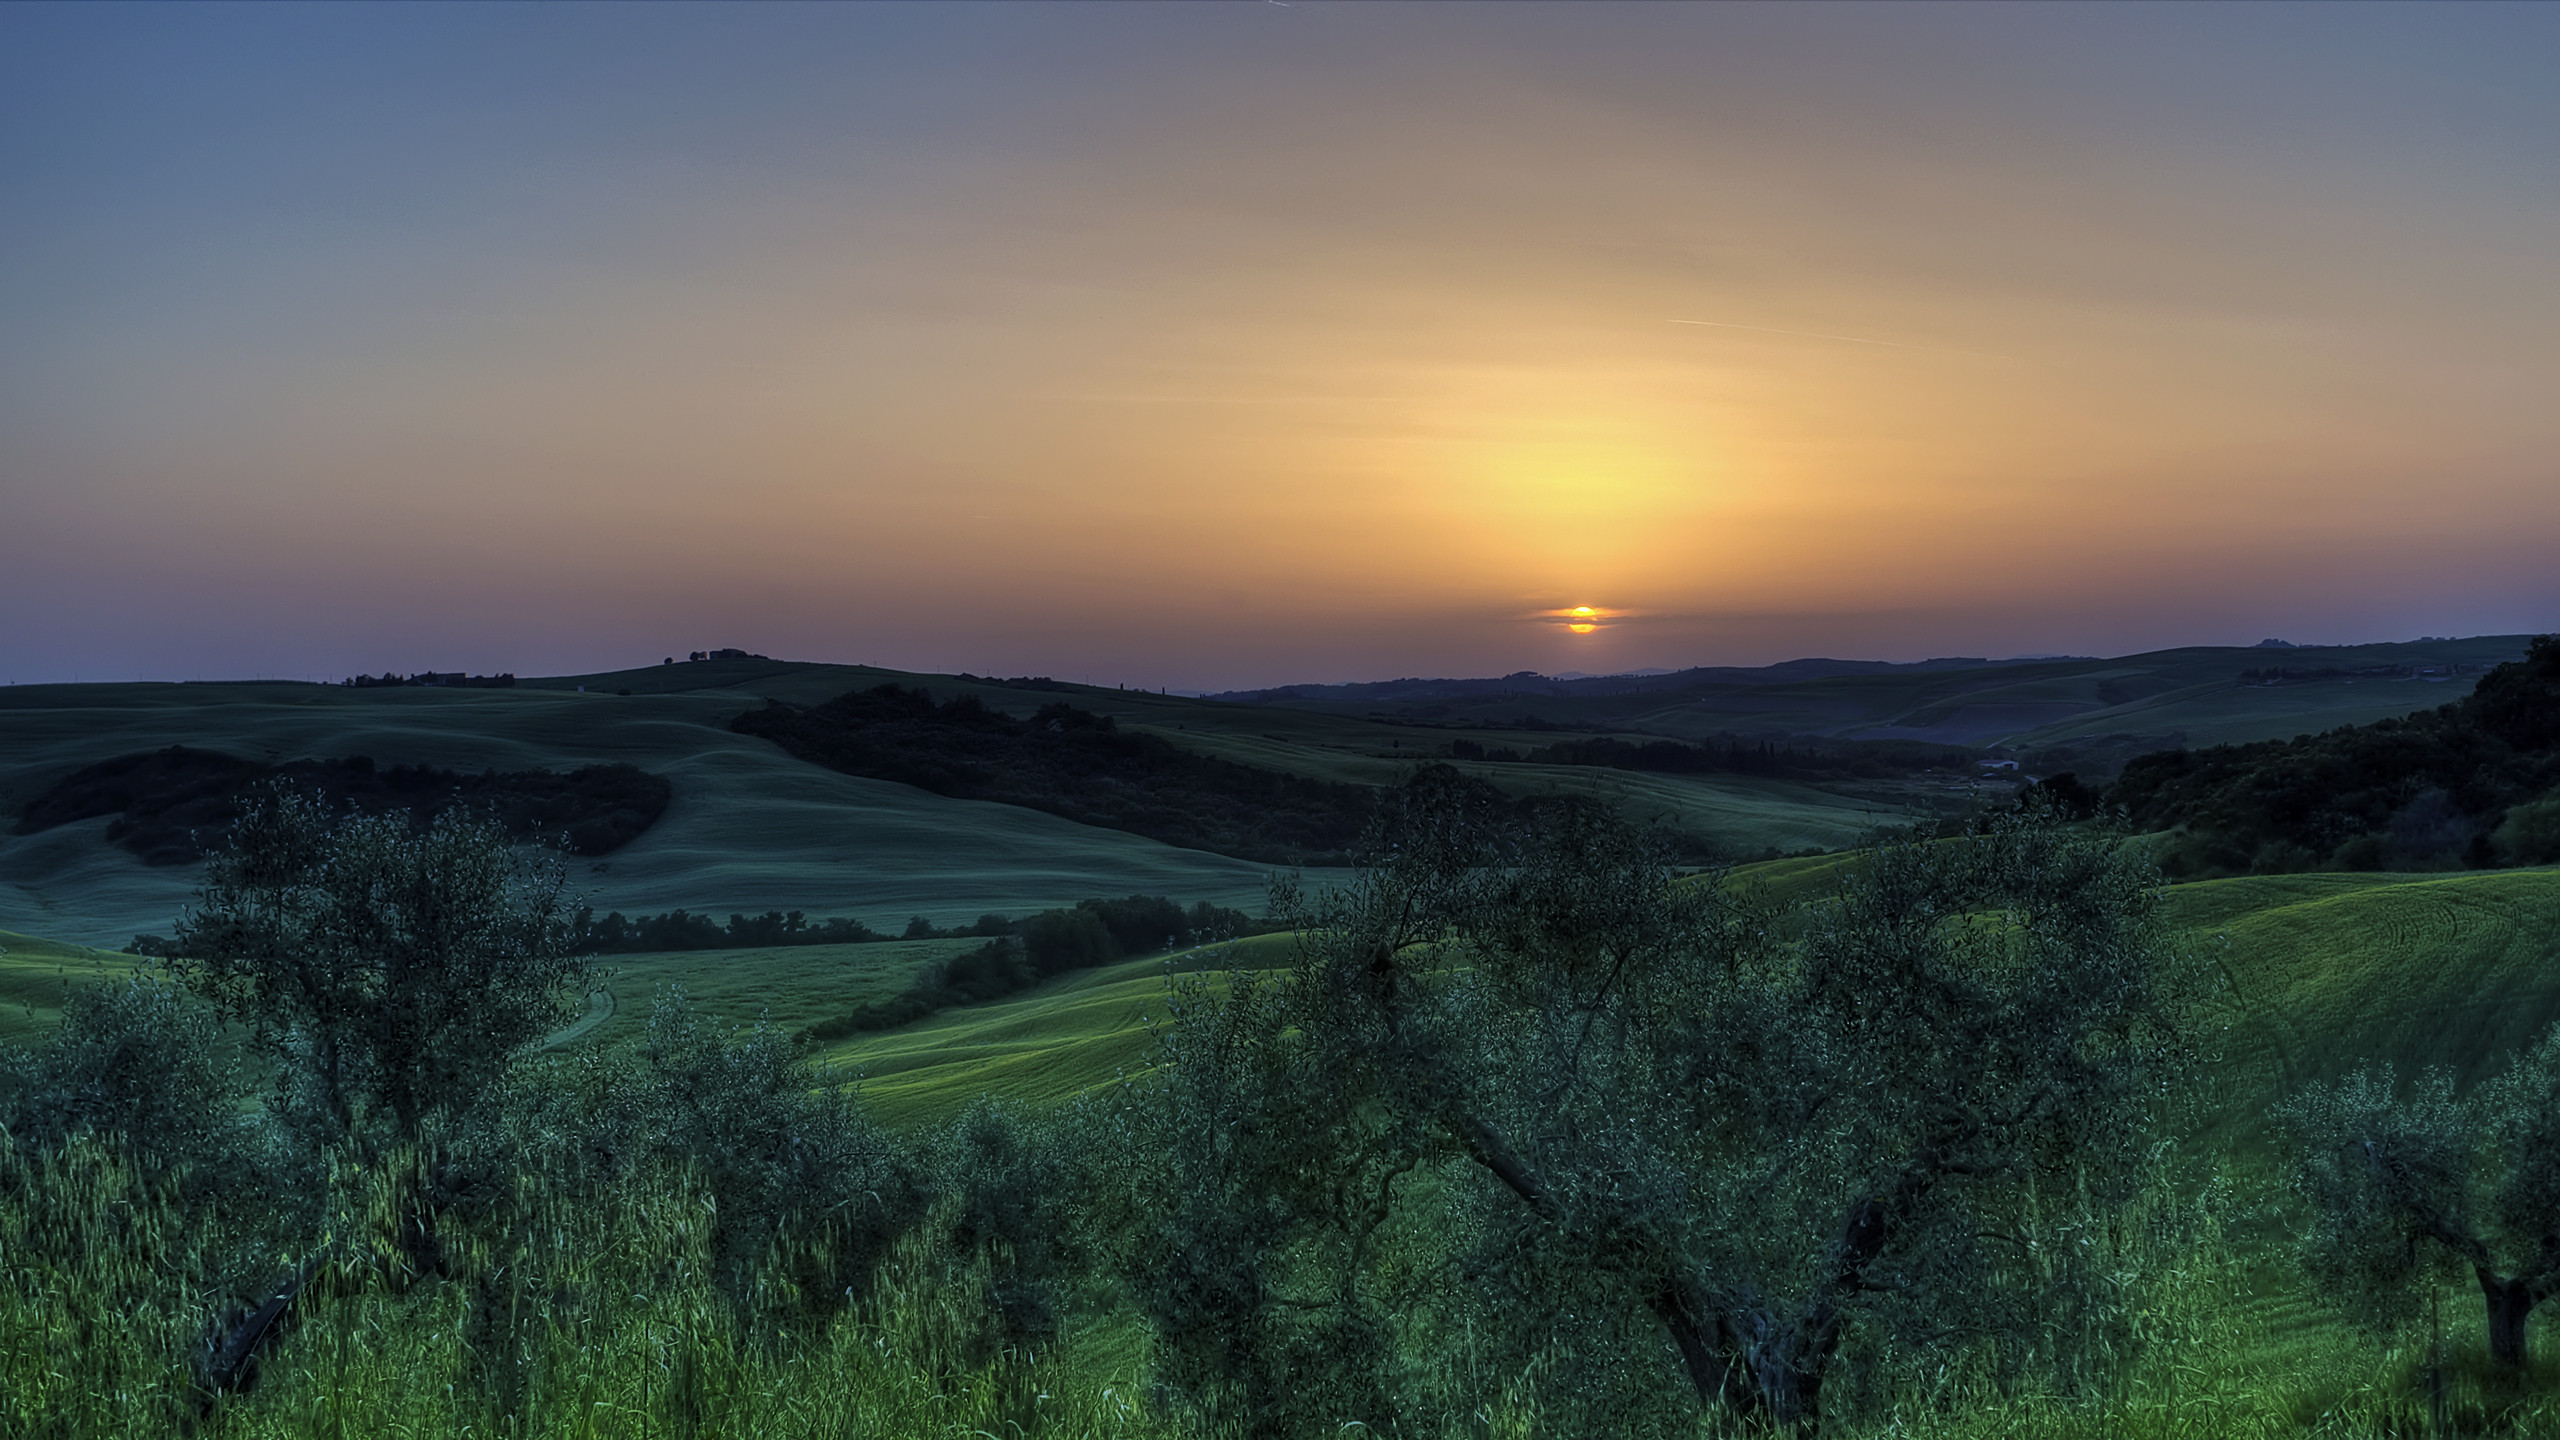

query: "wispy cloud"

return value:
[1667, 319, 2004, 358]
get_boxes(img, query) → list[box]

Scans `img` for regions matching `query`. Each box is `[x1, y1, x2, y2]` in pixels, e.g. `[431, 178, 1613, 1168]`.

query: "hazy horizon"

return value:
[7, 3, 2557, 691]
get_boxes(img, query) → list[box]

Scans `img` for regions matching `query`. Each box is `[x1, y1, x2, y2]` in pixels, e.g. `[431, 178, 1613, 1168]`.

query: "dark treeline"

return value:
[343, 671, 519, 688]
[2236, 661, 2491, 686]
[1459, 731, 1975, 781]
[804, 894, 1266, 1040]
[2107, 635, 2560, 876]
[568, 907, 892, 953]
[16, 746, 671, 865]
[559, 894, 1265, 1038]
[951, 673, 1078, 691]
[568, 893, 1262, 960]
[732, 685, 1376, 865]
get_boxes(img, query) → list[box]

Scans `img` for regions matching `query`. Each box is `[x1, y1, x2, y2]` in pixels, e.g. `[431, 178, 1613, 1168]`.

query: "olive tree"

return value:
[167, 786, 584, 1149]
[0, 976, 244, 1175]
[1114, 769, 2193, 1434]
[2272, 1023, 2560, 1369]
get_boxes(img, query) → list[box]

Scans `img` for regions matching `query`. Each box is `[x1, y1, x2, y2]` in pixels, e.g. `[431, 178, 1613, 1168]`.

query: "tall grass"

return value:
[8, 1124, 2559, 1436]
[0, 1125, 1159, 1440]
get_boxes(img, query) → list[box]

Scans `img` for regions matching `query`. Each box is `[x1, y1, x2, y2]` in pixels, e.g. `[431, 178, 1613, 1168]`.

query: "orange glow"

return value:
[1540, 605, 1623, 634]
[20, 6, 2558, 692]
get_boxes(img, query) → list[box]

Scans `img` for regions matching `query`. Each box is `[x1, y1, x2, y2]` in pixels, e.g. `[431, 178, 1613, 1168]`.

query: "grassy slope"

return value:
[712, 661, 1900, 856]
[0, 927, 142, 1049]
[803, 867, 2560, 1144]
[16, 861, 2552, 1134]
[817, 865, 2560, 1151]
[7, 867, 2557, 1418]
[823, 932, 1301, 1127]
[13, 642, 2508, 948]
[0, 675, 1289, 948]
[1243, 636, 2530, 755]
[2167, 867, 2560, 1113]
[0, 667, 1892, 950]
[569, 937, 988, 1051]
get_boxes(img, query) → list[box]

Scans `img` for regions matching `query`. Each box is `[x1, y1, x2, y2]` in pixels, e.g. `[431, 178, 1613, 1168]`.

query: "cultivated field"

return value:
[0, 671, 1287, 948]
[8, 856, 2560, 1434]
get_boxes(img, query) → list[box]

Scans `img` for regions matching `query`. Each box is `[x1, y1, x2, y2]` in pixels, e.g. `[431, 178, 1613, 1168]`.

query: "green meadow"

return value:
[9, 644, 2516, 950]
[8, 662, 2560, 1436]
[0, 659, 1958, 950]
[0, 925, 141, 1048]
[0, 670, 1288, 948]
[8, 863, 2560, 1434]
[1242, 636, 2530, 756]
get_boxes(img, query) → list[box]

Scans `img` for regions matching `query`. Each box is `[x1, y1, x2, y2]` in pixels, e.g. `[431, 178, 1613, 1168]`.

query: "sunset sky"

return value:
[4, 3, 2556, 690]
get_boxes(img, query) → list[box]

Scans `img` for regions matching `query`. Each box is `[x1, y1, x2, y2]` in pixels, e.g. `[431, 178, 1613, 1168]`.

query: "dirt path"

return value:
[539, 987, 617, 1051]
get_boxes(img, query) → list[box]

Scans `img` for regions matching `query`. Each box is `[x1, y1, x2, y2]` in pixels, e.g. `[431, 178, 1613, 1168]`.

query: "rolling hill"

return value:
[14, 862, 2555, 1140]
[0, 659, 1917, 946]
[2, 637, 2533, 949]
[1223, 636, 2532, 773]
[0, 673, 1286, 948]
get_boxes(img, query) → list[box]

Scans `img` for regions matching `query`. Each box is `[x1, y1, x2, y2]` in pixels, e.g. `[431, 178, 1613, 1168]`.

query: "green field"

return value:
[1239, 636, 2530, 760]
[9, 657, 2559, 1435]
[512, 861, 2560, 1145]
[0, 671, 1292, 948]
[567, 937, 984, 1051]
[0, 664, 1931, 950]
[19, 864, 2558, 1137]
[10, 645, 2523, 951]
[9, 858, 2560, 1433]
[0, 926, 144, 1049]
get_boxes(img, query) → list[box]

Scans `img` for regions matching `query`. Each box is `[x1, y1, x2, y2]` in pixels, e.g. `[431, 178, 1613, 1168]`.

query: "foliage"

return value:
[803, 896, 1269, 1041]
[2490, 793, 2560, 867]
[1, 975, 241, 1171]
[1513, 732, 1977, 783]
[1107, 769, 2197, 1434]
[2271, 1023, 2560, 1368]
[2018, 771, 2104, 819]
[0, 977, 303, 1310]
[17, 801, 2560, 1435]
[536, 991, 918, 1322]
[341, 669, 518, 688]
[2109, 635, 2560, 876]
[732, 684, 1380, 864]
[166, 788, 586, 1145]
[0, 1121, 1147, 1440]
[16, 744, 671, 863]
[0, 981, 311, 1421]
[570, 905, 887, 954]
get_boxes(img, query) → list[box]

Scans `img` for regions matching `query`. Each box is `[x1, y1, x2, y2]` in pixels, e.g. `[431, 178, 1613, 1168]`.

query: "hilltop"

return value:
[2, 635, 2535, 947]
[1220, 635, 2531, 775]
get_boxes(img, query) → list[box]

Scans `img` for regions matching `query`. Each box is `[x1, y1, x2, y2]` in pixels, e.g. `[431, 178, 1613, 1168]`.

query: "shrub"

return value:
[2490, 792, 2560, 866]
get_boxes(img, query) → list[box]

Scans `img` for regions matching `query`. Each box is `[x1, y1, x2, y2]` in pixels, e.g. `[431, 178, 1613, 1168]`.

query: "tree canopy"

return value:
[2273, 1025, 2560, 1370]
[168, 788, 586, 1146]
[2109, 635, 2560, 876]
[1108, 769, 2195, 1434]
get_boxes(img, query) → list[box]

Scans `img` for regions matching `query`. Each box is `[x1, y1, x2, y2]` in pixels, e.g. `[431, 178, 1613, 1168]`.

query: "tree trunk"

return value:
[1747, 1326, 1829, 1433]
[2480, 1269, 2536, 1369]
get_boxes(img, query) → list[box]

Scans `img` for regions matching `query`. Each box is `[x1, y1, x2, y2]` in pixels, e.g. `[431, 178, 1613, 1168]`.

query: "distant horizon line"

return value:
[4, 630, 2540, 695]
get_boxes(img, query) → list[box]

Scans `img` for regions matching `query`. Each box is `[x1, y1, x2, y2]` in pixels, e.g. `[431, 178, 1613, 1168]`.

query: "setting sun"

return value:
[1541, 604, 1620, 636]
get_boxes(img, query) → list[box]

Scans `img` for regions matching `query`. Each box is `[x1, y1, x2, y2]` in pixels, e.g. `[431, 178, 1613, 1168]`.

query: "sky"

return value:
[4, 3, 2556, 691]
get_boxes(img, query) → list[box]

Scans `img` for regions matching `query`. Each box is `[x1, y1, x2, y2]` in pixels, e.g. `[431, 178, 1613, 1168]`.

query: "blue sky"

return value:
[5, 3, 2556, 687]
